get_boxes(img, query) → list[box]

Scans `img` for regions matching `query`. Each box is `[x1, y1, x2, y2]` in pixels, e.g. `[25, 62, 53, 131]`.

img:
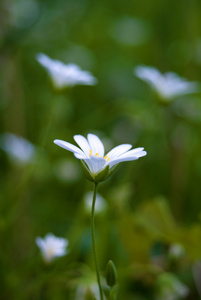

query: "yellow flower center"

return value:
[47, 248, 54, 256]
[89, 150, 110, 162]
[104, 155, 110, 162]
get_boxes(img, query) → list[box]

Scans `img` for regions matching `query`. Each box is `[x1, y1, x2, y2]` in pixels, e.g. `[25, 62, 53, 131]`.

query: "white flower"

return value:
[75, 282, 101, 300]
[0, 132, 36, 165]
[169, 243, 185, 259]
[84, 191, 108, 214]
[192, 261, 201, 296]
[54, 133, 147, 182]
[134, 65, 199, 100]
[36, 53, 97, 89]
[36, 233, 68, 263]
[156, 273, 189, 300]
[54, 158, 81, 183]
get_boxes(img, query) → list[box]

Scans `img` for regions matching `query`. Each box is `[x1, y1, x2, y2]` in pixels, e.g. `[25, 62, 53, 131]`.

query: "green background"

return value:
[1, 0, 201, 299]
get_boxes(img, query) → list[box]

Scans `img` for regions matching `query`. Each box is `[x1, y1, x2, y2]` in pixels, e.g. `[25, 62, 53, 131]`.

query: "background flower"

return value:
[134, 65, 199, 100]
[36, 53, 97, 89]
[36, 233, 69, 263]
[155, 273, 189, 300]
[83, 191, 108, 214]
[0, 132, 36, 165]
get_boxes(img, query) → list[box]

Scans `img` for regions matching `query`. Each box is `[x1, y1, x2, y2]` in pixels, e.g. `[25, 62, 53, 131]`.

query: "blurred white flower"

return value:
[192, 261, 201, 296]
[134, 65, 199, 100]
[75, 282, 100, 300]
[36, 53, 97, 89]
[84, 191, 108, 214]
[73, 264, 106, 300]
[54, 133, 147, 183]
[156, 273, 189, 300]
[169, 243, 185, 259]
[36, 233, 68, 263]
[0, 132, 36, 165]
[54, 158, 81, 183]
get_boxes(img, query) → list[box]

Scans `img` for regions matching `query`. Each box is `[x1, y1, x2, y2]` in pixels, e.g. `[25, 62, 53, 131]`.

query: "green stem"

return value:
[91, 183, 104, 300]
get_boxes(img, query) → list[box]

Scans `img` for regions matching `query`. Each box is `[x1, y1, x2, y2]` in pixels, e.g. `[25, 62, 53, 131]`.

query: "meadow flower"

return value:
[155, 273, 189, 300]
[36, 233, 68, 263]
[54, 133, 147, 183]
[192, 261, 201, 296]
[36, 53, 97, 89]
[134, 65, 199, 100]
[75, 282, 101, 300]
[169, 243, 185, 259]
[84, 191, 108, 214]
[0, 132, 36, 165]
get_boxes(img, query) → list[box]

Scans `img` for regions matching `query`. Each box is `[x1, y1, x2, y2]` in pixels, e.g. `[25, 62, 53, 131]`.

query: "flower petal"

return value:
[87, 134, 105, 157]
[54, 139, 84, 156]
[119, 149, 147, 159]
[36, 237, 45, 250]
[108, 149, 147, 168]
[83, 156, 106, 175]
[120, 147, 145, 157]
[106, 144, 132, 159]
[74, 152, 88, 159]
[108, 156, 136, 168]
[135, 65, 199, 100]
[135, 65, 162, 87]
[74, 135, 91, 156]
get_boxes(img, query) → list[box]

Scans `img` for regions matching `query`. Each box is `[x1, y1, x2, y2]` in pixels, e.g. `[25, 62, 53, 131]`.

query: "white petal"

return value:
[74, 152, 87, 159]
[58, 238, 68, 248]
[45, 233, 55, 240]
[74, 135, 91, 156]
[83, 156, 106, 174]
[37, 53, 97, 88]
[108, 149, 147, 168]
[87, 134, 105, 157]
[120, 148, 145, 157]
[36, 53, 53, 69]
[119, 149, 147, 159]
[109, 156, 139, 168]
[127, 147, 144, 153]
[35, 237, 45, 250]
[106, 144, 132, 159]
[135, 66, 162, 87]
[54, 139, 84, 156]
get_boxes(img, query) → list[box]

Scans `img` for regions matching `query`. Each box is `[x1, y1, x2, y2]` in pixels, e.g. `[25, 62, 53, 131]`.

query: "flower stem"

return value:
[91, 182, 104, 300]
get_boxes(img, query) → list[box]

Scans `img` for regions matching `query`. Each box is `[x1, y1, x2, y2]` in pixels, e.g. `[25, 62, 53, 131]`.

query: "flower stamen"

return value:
[104, 155, 110, 162]
[89, 149, 92, 156]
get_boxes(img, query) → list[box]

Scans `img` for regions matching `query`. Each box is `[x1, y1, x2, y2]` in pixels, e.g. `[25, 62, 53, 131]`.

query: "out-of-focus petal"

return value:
[106, 144, 132, 159]
[54, 139, 84, 156]
[74, 135, 91, 156]
[83, 156, 106, 174]
[87, 134, 105, 157]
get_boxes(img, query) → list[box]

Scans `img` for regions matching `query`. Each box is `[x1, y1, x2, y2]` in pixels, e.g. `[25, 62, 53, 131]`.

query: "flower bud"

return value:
[105, 260, 118, 287]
